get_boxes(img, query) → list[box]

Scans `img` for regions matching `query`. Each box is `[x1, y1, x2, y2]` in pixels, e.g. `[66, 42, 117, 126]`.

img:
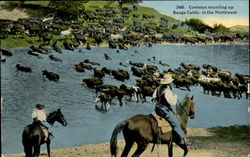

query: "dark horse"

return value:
[110, 95, 195, 157]
[22, 108, 67, 157]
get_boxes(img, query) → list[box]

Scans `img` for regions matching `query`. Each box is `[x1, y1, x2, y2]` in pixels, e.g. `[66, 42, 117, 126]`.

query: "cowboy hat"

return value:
[35, 104, 45, 110]
[160, 74, 174, 84]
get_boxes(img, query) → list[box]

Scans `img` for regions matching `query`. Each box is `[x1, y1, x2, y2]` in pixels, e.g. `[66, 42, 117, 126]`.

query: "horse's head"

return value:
[47, 108, 67, 126]
[185, 95, 195, 119]
[177, 95, 196, 119]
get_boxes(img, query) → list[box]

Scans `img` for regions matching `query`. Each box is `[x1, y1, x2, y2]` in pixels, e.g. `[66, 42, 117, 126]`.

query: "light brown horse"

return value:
[110, 95, 195, 157]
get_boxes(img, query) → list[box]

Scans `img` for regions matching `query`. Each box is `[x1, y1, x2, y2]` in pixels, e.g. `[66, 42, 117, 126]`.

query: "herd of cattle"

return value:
[1, 44, 249, 112]
[1, 4, 249, 50]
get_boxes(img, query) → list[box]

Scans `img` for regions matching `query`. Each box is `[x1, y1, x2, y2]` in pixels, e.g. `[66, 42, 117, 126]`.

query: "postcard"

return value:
[1, 1, 249, 157]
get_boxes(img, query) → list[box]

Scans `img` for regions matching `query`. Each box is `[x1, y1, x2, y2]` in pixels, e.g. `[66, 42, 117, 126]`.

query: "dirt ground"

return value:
[3, 141, 250, 157]
[0, 7, 29, 21]
[3, 128, 250, 157]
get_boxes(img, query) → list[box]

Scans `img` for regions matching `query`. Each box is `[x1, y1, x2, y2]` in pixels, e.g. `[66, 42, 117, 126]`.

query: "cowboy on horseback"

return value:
[152, 74, 188, 145]
[32, 104, 52, 141]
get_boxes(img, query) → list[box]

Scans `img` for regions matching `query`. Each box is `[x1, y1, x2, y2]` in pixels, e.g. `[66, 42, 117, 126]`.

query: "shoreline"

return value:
[3, 140, 250, 157]
[4, 127, 250, 157]
[1, 41, 249, 50]
[3, 127, 212, 155]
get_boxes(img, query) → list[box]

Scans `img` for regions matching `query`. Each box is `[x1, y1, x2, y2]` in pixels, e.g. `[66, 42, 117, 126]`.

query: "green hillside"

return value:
[229, 25, 249, 32]
[0, 1, 248, 48]
[0, 1, 177, 22]
[0, 1, 189, 48]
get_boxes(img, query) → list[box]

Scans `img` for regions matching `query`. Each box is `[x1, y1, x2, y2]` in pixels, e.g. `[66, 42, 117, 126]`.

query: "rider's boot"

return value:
[184, 137, 192, 146]
[48, 132, 54, 139]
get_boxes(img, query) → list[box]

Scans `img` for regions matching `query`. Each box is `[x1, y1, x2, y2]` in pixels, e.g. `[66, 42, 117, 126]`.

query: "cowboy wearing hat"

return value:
[32, 104, 51, 140]
[152, 74, 188, 145]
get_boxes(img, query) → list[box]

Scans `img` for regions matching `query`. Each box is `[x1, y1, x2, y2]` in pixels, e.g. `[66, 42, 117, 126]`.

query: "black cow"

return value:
[130, 66, 144, 77]
[83, 59, 100, 66]
[49, 55, 62, 62]
[16, 64, 32, 72]
[101, 67, 113, 75]
[42, 70, 59, 81]
[75, 64, 85, 72]
[82, 78, 103, 88]
[0, 49, 13, 56]
[52, 40, 62, 53]
[63, 41, 74, 51]
[94, 68, 105, 78]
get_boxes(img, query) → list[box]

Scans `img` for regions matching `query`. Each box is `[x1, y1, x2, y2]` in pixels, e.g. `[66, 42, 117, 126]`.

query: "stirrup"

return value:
[49, 132, 54, 139]
[184, 138, 192, 146]
[186, 141, 193, 146]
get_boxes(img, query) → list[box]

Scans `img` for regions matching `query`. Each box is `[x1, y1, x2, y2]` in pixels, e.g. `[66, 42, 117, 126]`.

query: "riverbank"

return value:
[3, 140, 250, 157]
[1, 38, 248, 49]
[3, 127, 250, 157]
[0, 8, 29, 21]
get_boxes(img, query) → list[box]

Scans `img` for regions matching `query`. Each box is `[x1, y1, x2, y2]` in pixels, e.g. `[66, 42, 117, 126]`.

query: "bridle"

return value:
[177, 99, 195, 118]
[47, 109, 67, 126]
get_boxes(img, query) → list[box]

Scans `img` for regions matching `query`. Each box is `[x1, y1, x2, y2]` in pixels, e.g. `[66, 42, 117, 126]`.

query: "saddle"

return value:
[40, 126, 49, 141]
[32, 121, 50, 141]
[149, 113, 173, 152]
[151, 112, 172, 134]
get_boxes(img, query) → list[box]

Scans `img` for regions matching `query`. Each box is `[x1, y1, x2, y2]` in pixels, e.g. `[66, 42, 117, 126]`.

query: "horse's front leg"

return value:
[118, 97, 123, 106]
[46, 139, 51, 157]
[168, 142, 173, 157]
[135, 93, 139, 103]
[218, 90, 222, 96]
[101, 103, 105, 110]
[105, 102, 110, 112]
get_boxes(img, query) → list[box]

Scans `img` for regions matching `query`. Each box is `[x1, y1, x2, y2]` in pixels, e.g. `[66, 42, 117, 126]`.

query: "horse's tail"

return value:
[22, 125, 33, 157]
[110, 120, 128, 157]
[22, 126, 30, 145]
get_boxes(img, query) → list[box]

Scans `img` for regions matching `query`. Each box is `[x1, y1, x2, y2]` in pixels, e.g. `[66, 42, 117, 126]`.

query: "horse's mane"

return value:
[48, 110, 56, 117]
[46, 108, 66, 126]
[176, 96, 189, 115]
[47, 109, 59, 119]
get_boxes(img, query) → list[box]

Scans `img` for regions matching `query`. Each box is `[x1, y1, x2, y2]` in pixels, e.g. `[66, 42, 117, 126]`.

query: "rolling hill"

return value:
[229, 25, 249, 32]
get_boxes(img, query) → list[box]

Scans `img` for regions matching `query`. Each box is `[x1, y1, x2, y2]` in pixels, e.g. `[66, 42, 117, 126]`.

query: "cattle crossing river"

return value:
[1, 44, 249, 154]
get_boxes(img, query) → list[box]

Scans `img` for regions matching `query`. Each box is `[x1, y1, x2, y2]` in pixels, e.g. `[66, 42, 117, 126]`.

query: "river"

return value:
[1, 44, 249, 154]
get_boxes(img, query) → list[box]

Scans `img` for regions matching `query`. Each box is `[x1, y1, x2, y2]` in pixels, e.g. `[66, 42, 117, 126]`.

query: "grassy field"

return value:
[0, 35, 39, 48]
[0, 1, 184, 48]
[1, 1, 247, 49]
[0, 1, 179, 23]
[0, 34, 74, 48]
[190, 125, 250, 147]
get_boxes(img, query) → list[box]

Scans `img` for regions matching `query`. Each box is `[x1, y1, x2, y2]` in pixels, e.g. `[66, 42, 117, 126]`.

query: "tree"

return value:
[116, 0, 141, 9]
[49, 1, 86, 20]
[213, 24, 230, 33]
[18, 0, 26, 7]
[185, 18, 212, 33]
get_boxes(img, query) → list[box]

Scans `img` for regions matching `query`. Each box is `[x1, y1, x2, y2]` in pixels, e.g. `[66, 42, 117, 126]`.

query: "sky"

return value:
[141, 1, 249, 27]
